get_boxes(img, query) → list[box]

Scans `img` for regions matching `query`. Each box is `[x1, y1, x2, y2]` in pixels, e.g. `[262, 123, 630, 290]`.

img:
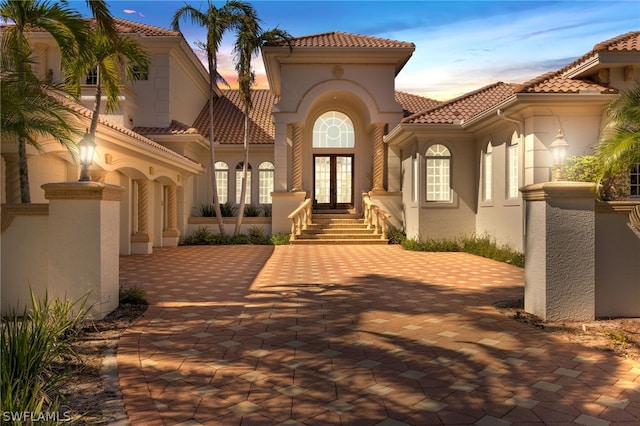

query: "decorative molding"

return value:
[188, 216, 271, 225]
[595, 200, 640, 214]
[332, 65, 344, 79]
[1, 203, 49, 234]
[520, 182, 598, 201]
[42, 182, 124, 202]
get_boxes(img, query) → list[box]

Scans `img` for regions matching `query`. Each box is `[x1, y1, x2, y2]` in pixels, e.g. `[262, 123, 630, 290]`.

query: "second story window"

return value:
[85, 66, 98, 85]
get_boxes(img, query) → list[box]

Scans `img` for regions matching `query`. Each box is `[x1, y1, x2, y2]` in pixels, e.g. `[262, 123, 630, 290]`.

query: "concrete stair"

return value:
[290, 213, 388, 245]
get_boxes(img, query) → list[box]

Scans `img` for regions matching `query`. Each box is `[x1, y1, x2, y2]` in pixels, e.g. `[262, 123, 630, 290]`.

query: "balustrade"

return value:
[362, 193, 391, 240]
[287, 198, 312, 240]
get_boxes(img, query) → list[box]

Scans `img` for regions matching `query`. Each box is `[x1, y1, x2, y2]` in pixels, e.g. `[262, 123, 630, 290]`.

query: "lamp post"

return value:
[550, 130, 569, 181]
[78, 132, 96, 182]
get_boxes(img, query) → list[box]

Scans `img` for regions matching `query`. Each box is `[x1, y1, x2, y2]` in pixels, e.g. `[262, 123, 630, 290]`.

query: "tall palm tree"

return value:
[1, 0, 89, 203]
[232, 12, 291, 236]
[67, 26, 150, 140]
[597, 82, 640, 177]
[172, 0, 253, 236]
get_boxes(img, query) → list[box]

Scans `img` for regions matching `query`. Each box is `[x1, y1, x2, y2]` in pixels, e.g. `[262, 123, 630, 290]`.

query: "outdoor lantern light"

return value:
[78, 131, 96, 182]
[550, 130, 569, 181]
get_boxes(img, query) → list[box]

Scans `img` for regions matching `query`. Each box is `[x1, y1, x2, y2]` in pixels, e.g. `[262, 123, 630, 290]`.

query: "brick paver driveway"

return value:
[117, 245, 640, 425]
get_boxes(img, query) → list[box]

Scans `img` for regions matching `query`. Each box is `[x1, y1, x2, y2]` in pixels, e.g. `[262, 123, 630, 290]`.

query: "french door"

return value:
[313, 154, 354, 209]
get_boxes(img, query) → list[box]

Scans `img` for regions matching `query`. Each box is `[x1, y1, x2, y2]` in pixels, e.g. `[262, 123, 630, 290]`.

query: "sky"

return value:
[70, 0, 639, 100]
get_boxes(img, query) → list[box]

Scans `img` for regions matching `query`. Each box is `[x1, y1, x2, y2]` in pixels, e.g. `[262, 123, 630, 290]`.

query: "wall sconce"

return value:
[550, 130, 569, 181]
[78, 132, 96, 182]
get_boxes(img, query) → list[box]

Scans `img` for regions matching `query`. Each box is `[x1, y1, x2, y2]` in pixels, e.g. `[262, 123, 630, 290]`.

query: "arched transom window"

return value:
[426, 144, 452, 202]
[313, 111, 354, 148]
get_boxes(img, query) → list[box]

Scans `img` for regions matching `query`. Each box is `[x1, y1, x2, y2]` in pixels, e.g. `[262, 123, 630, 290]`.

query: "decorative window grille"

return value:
[258, 162, 274, 204]
[508, 142, 520, 199]
[426, 144, 451, 202]
[235, 162, 252, 204]
[313, 111, 354, 148]
[214, 161, 229, 204]
[483, 143, 493, 201]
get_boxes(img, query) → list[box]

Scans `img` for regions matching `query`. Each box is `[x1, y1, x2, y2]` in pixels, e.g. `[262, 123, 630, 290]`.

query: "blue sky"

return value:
[71, 0, 639, 100]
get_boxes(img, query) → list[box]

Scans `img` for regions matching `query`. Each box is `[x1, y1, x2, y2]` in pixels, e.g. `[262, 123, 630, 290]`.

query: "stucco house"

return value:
[2, 19, 639, 257]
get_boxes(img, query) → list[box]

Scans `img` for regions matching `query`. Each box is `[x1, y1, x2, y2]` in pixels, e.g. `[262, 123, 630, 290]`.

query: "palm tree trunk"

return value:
[234, 107, 250, 236]
[17, 136, 31, 203]
[207, 54, 225, 236]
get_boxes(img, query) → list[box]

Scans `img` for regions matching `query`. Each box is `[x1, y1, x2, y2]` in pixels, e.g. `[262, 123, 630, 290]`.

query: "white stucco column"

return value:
[162, 184, 180, 246]
[43, 182, 124, 319]
[2, 153, 21, 204]
[521, 182, 597, 321]
[372, 123, 386, 191]
[131, 179, 153, 254]
[291, 122, 304, 192]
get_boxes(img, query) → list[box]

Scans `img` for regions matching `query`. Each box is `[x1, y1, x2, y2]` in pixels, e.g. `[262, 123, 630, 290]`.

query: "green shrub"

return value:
[269, 233, 291, 245]
[196, 203, 216, 217]
[1, 291, 87, 420]
[244, 204, 262, 217]
[119, 286, 148, 305]
[248, 226, 266, 244]
[402, 234, 524, 267]
[386, 225, 406, 244]
[182, 226, 216, 245]
[563, 155, 630, 200]
[262, 204, 272, 217]
[220, 201, 237, 217]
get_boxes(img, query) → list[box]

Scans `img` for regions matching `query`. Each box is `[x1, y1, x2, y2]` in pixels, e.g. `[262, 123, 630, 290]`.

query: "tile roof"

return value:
[395, 91, 442, 117]
[514, 71, 616, 94]
[561, 31, 640, 73]
[191, 90, 278, 145]
[10, 17, 180, 37]
[133, 120, 200, 136]
[265, 31, 414, 49]
[402, 82, 517, 124]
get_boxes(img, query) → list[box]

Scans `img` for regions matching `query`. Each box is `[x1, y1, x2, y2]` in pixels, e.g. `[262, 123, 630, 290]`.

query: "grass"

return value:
[401, 234, 525, 267]
[1, 291, 87, 421]
[119, 286, 148, 305]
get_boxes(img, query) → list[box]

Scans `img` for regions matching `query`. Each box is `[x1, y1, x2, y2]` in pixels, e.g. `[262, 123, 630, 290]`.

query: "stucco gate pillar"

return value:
[43, 182, 124, 319]
[520, 182, 597, 321]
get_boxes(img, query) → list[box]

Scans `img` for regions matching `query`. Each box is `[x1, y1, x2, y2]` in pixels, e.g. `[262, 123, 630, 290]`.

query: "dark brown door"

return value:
[313, 154, 353, 209]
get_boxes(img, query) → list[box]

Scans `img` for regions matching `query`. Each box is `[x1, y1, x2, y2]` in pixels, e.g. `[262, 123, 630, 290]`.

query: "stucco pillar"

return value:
[162, 184, 180, 246]
[131, 179, 153, 254]
[2, 153, 21, 204]
[521, 182, 597, 321]
[371, 123, 386, 191]
[43, 182, 124, 319]
[291, 123, 304, 192]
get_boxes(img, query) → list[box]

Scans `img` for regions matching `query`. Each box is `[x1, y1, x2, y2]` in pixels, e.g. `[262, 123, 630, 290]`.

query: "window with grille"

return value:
[631, 163, 640, 198]
[258, 162, 274, 204]
[235, 162, 252, 204]
[483, 143, 493, 202]
[426, 144, 451, 202]
[214, 161, 228, 204]
[313, 111, 354, 148]
[507, 142, 519, 199]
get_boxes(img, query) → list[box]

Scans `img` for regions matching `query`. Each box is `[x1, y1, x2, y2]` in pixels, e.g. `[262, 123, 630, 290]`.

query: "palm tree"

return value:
[597, 82, 640, 177]
[232, 12, 291, 236]
[1, 53, 81, 202]
[172, 0, 254, 236]
[1, 0, 89, 203]
[67, 26, 150, 141]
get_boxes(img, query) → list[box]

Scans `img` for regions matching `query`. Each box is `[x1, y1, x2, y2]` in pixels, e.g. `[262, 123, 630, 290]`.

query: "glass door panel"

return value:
[313, 154, 353, 209]
[314, 156, 331, 204]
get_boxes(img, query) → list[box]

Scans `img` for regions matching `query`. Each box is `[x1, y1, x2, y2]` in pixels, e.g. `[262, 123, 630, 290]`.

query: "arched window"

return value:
[235, 162, 252, 204]
[312, 111, 354, 148]
[214, 161, 229, 204]
[425, 144, 451, 202]
[483, 143, 493, 202]
[258, 161, 274, 204]
[507, 139, 519, 199]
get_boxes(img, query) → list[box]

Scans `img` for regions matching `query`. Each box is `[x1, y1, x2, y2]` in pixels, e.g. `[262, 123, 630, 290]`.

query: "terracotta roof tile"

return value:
[133, 120, 200, 135]
[192, 90, 278, 145]
[403, 82, 517, 124]
[10, 17, 180, 37]
[395, 91, 442, 117]
[561, 31, 640, 74]
[514, 71, 616, 94]
[265, 31, 414, 49]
